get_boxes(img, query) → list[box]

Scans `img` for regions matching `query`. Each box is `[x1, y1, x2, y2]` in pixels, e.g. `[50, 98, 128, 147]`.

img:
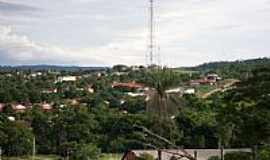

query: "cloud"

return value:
[0, 25, 147, 66]
[0, 1, 42, 25]
[0, 26, 102, 65]
[0, 1, 40, 12]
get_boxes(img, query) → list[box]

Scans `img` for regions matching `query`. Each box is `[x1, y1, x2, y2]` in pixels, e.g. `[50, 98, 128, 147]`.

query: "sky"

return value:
[0, 0, 270, 67]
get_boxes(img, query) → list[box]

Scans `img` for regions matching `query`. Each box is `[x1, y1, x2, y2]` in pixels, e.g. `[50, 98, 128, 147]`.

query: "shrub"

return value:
[258, 146, 270, 160]
[208, 156, 220, 160]
[136, 153, 155, 160]
[71, 143, 101, 160]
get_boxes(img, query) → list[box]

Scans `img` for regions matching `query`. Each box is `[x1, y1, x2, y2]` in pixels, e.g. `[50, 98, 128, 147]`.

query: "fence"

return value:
[122, 148, 255, 160]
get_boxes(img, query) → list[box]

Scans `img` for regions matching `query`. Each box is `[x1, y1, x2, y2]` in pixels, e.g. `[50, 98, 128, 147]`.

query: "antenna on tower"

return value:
[149, 0, 154, 66]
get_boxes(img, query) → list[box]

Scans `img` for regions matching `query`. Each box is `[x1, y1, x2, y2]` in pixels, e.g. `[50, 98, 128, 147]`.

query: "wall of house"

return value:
[122, 152, 137, 160]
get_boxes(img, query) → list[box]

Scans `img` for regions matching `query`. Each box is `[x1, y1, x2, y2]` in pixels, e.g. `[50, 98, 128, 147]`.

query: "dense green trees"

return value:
[0, 64, 270, 159]
[215, 67, 270, 147]
[71, 143, 100, 160]
[188, 57, 270, 79]
[0, 115, 34, 156]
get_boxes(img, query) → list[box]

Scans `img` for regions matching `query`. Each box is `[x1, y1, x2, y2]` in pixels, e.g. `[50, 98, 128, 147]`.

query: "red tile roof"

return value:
[112, 81, 144, 89]
[0, 103, 4, 112]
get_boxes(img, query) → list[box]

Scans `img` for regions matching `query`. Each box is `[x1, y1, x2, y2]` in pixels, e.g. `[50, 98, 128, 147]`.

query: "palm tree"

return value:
[145, 67, 184, 116]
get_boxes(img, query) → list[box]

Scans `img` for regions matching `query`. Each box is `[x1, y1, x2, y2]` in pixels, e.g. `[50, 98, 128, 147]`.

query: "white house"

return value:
[12, 104, 27, 112]
[8, 116, 16, 121]
[184, 88, 196, 95]
[127, 92, 146, 97]
[41, 103, 53, 111]
[206, 73, 222, 82]
[57, 76, 77, 82]
[30, 72, 43, 77]
[165, 87, 184, 94]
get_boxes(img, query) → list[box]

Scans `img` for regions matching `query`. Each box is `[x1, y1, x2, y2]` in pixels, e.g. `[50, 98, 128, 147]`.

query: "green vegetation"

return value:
[224, 152, 252, 160]
[2, 155, 60, 160]
[195, 84, 217, 97]
[3, 154, 121, 160]
[145, 68, 184, 115]
[0, 59, 270, 159]
[186, 57, 270, 79]
[258, 146, 270, 160]
[99, 154, 122, 160]
[135, 153, 155, 160]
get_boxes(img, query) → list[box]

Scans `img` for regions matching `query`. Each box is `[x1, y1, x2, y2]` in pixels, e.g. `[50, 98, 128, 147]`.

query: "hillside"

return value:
[184, 57, 270, 78]
[0, 65, 109, 72]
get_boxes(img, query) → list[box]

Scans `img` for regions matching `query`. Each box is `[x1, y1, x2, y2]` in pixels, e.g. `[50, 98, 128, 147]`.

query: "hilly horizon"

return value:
[1, 57, 269, 68]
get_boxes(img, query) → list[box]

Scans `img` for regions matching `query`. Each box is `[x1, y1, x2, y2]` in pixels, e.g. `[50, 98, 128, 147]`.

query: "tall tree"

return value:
[145, 67, 183, 116]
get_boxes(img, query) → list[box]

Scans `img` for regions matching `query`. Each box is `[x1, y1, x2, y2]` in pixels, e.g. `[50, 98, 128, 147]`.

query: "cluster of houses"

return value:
[111, 73, 222, 99]
[112, 80, 198, 100]
[190, 73, 222, 86]
[0, 69, 223, 117]
[0, 103, 53, 113]
[0, 103, 54, 122]
[112, 81, 145, 89]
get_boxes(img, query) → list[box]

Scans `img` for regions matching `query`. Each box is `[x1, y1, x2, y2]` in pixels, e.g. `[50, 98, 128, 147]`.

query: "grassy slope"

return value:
[2, 154, 122, 160]
[99, 154, 122, 160]
[2, 155, 60, 160]
[195, 79, 239, 98]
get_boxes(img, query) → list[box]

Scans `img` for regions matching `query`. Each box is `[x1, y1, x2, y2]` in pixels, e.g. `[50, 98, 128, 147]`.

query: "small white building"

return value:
[206, 73, 222, 81]
[42, 89, 58, 94]
[57, 76, 77, 82]
[41, 103, 53, 111]
[12, 104, 27, 112]
[166, 87, 184, 94]
[87, 87, 95, 94]
[8, 116, 16, 121]
[30, 72, 43, 77]
[184, 88, 196, 95]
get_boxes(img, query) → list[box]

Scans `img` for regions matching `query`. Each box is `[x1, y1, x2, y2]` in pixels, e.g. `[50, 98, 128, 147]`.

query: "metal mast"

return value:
[149, 0, 154, 65]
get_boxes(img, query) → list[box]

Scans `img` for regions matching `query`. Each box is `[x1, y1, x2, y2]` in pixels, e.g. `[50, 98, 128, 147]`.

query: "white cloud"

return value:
[0, 26, 101, 65]
[0, 25, 147, 66]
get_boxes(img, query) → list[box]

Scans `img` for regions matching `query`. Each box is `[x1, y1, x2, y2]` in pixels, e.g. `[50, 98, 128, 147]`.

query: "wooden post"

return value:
[158, 150, 162, 160]
[193, 150, 197, 160]
[220, 146, 224, 160]
[67, 150, 69, 160]
[32, 136, 36, 160]
[0, 147, 2, 160]
[252, 146, 257, 160]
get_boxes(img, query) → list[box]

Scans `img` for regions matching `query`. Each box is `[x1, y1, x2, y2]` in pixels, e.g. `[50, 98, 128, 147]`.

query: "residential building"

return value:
[112, 81, 144, 89]
[184, 88, 196, 95]
[0, 103, 4, 112]
[12, 104, 27, 112]
[57, 76, 77, 82]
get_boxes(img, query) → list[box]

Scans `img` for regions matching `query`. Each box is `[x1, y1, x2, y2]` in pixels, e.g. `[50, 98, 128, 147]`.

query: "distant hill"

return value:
[184, 57, 270, 78]
[0, 65, 109, 72]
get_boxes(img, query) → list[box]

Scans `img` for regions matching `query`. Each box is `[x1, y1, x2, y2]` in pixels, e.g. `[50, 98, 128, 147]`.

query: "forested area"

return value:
[185, 58, 270, 79]
[0, 60, 270, 160]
